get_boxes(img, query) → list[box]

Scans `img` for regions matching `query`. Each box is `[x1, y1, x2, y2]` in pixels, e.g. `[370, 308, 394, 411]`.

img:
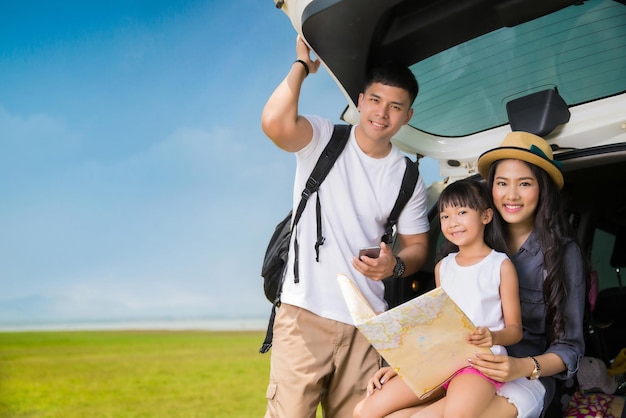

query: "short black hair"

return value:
[364, 62, 419, 105]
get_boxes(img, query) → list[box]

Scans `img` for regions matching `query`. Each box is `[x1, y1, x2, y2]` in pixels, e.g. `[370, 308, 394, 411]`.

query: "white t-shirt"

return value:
[280, 115, 430, 325]
[439, 249, 509, 355]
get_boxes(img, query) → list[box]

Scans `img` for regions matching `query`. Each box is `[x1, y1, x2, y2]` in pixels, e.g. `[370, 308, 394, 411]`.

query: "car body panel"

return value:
[275, 0, 626, 180]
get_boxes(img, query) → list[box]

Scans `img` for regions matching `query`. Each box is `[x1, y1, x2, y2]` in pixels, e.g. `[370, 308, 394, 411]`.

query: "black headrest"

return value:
[610, 232, 626, 269]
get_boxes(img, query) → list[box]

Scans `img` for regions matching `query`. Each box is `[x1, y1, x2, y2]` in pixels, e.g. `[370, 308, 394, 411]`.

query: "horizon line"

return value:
[0, 317, 269, 332]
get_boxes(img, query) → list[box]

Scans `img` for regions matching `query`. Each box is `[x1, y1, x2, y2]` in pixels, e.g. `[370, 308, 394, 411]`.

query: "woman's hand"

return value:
[366, 366, 398, 395]
[468, 352, 527, 383]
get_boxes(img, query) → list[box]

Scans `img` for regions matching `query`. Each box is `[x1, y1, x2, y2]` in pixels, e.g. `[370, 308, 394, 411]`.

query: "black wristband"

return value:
[294, 59, 310, 76]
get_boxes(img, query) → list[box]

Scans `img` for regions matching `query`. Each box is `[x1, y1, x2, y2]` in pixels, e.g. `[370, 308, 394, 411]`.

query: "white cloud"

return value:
[0, 105, 84, 172]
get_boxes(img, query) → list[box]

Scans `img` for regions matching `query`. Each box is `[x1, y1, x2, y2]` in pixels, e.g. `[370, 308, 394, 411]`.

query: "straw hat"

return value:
[477, 131, 564, 189]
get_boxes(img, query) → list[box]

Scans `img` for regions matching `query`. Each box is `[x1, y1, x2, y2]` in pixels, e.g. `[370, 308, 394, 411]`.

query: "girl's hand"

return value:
[468, 352, 527, 383]
[468, 326, 494, 348]
[366, 366, 397, 395]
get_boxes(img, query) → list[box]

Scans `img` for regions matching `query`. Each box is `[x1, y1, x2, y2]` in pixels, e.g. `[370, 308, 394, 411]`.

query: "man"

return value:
[261, 35, 430, 417]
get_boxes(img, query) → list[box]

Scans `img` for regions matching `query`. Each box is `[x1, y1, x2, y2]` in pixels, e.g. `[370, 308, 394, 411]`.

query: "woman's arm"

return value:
[544, 241, 586, 378]
[468, 351, 563, 383]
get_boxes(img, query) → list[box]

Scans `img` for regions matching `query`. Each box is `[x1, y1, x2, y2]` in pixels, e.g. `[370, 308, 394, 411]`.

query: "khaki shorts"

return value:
[264, 303, 381, 418]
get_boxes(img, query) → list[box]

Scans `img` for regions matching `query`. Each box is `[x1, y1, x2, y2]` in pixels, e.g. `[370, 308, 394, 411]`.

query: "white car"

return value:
[276, 0, 626, 415]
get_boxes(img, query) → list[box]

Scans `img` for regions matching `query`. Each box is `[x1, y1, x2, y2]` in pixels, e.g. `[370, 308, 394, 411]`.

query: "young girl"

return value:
[353, 178, 522, 418]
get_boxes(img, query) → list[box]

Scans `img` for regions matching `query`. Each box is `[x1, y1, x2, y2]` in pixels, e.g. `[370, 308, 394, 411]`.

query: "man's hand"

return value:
[352, 242, 395, 281]
[295, 35, 321, 75]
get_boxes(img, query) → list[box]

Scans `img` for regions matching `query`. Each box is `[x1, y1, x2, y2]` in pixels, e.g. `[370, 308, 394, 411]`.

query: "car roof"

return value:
[279, 0, 626, 178]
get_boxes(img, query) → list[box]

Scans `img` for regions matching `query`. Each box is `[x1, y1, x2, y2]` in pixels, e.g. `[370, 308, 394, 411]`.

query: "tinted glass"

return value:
[409, 0, 626, 136]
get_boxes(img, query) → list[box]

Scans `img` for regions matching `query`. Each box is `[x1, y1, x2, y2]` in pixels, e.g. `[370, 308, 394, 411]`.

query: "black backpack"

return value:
[259, 124, 419, 353]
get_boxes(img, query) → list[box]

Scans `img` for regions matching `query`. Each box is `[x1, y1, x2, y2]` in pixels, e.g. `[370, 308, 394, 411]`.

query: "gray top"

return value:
[506, 230, 586, 411]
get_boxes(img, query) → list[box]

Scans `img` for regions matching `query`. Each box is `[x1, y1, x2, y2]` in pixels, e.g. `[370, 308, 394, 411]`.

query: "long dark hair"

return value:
[487, 161, 574, 341]
[435, 178, 507, 263]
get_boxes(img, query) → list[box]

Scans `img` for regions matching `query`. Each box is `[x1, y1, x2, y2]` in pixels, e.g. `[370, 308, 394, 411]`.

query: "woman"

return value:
[355, 132, 586, 418]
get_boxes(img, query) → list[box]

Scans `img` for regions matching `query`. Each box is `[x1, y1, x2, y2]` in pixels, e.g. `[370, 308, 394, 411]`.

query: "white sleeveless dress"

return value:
[439, 249, 509, 355]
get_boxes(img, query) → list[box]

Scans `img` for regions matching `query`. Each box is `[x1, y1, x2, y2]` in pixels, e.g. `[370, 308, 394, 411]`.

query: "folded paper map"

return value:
[337, 274, 491, 399]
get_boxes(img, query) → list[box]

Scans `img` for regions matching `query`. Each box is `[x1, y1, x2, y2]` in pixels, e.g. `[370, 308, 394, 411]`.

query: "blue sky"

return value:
[0, 1, 440, 326]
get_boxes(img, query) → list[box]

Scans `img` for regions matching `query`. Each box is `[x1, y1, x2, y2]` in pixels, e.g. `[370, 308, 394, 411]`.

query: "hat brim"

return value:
[477, 147, 564, 190]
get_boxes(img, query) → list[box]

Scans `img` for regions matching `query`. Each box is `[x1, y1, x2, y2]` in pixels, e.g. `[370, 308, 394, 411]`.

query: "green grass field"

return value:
[0, 330, 272, 418]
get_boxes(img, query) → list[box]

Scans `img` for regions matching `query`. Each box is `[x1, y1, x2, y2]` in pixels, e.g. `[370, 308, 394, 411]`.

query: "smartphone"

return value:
[359, 246, 381, 259]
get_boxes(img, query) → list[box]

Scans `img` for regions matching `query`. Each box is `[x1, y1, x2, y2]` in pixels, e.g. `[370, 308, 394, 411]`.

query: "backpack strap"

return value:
[261, 133, 419, 355]
[382, 156, 420, 245]
[259, 124, 350, 354]
[292, 124, 350, 282]
[292, 124, 351, 225]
